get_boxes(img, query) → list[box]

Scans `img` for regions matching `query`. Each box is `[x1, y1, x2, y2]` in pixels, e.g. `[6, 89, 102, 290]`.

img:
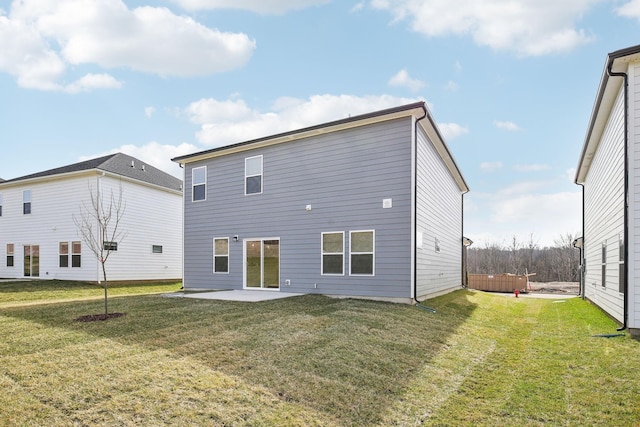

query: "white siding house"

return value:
[0, 153, 183, 283]
[575, 45, 640, 335]
[173, 102, 469, 303]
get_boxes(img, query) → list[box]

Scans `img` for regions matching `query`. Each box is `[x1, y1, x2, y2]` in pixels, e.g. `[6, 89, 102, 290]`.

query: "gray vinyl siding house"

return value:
[575, 44, 640, 335]
[173, 102, 469, 303]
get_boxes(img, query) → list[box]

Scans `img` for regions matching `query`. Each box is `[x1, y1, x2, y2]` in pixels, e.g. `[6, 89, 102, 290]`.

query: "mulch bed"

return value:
[74, 312, 126, 322]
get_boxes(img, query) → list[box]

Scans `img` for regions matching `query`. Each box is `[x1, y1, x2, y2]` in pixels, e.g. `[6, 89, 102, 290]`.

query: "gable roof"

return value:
[575, 44, 640, 184]
[1, 153, 182, 192]
[172, 101, 468, 192]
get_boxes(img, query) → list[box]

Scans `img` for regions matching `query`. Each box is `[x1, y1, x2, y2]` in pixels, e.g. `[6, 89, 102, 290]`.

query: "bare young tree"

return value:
[73, 182, 127, 317]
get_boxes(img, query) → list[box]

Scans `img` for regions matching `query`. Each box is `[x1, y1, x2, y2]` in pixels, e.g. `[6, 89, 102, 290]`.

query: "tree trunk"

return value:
[102, 262, 108, 316]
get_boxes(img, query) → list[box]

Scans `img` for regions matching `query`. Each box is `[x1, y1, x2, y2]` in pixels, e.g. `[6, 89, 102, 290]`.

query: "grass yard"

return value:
[0, 281, 639, 426]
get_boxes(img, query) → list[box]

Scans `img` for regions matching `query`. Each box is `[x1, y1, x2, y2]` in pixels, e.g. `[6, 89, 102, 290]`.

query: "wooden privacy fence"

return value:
[468, 274, 530, 292]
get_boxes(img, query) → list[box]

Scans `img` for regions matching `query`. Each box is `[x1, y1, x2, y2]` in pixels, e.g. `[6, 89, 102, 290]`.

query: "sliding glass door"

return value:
[245, 239, 279, 289]
[24, 245, 40, 277]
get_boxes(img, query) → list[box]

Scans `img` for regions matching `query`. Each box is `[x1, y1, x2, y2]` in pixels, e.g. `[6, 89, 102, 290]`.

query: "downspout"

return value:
[578, 182, 585, 300]
[413, 104, 433, 312]
[607, 61, 629, 332]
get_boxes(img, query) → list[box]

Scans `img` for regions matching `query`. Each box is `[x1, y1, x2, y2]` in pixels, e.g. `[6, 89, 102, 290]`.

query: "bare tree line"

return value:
[467, 232, 581, 283]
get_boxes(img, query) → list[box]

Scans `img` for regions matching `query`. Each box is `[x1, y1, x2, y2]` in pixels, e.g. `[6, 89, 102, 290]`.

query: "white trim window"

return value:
[59, 242, 69, 268]
[192, 166, 207, 202]
[350, 230, 375, 276]
[214, 237, 229, 273]
[72, 241, 82, 268]
[6, 243, 14, 267]
[23, 190, 31, 214]
[601, 242, 606, 288]
[245, 155, 263, 195]
[0, 192, 3, 216]
[619, 235, 625, 294]
[322, 232, 344, 275]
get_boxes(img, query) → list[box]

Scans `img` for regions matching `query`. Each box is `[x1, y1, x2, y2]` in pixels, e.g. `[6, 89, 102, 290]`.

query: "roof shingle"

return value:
[1, 153, 182, 191]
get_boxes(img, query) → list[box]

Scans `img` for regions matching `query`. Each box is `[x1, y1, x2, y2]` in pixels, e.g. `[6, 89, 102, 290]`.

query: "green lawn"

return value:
[0, 281, 638, 426]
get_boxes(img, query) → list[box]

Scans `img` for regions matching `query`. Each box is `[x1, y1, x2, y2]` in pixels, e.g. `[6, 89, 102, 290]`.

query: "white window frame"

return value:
[349, 230, 375, 276]
[213, 237, 230, 274]
[71, 241, 82, 268]
[619, 235, 625, 294]
[23, 190, 31, 214]
[192, 166, 207, 202]
[6, 243, 14, 267]
[59, 242, 69, 268]
[321, 231, 345, 276]
[0, 193, 3, 217]
[245, 155, 263, 195]
[601, 242, 607, 288]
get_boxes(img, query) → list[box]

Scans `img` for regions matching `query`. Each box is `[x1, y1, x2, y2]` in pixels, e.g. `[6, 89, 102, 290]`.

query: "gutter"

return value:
[606, 60, 629, 332]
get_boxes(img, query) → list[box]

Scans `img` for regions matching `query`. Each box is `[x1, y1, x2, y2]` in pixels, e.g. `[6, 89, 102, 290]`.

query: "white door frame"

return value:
[243, 237, 280, 290]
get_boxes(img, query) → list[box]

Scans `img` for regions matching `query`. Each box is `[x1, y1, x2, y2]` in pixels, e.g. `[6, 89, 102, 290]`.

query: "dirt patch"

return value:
[74, 312, 126, 322]
[528, 282, 579, 294]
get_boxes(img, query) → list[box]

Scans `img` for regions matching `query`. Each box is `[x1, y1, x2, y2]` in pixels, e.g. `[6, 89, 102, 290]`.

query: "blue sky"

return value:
[1, 0, 639, 247]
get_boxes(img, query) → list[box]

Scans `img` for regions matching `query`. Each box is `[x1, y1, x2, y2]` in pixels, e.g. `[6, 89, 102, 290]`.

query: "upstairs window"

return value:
[6, 244, 14, 267]
[192, 166, 206, 202]
[350, 230, 375, 276]
[322, 232, 344, 275]
[245, 155, 263, 195]
[152, 245, 163, 254]
[213, 237, 229, 273]
[0, 193, 3, 216]
[59, 242, 69, 268]
[23, 190, 31, 215]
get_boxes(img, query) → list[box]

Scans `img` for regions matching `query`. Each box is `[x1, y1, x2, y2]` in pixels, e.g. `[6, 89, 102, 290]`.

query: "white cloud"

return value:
[371, 0, 599, 56]
[64, 73, 122, 93]
[513, 164, 551, 172]
[491, 191, 581, 228]
[351, 1, 366, 13]
[83, 141, 199, 179]
[465, 185, 582, 247]
[170, 0, 330, 14]
[565, 167, 577, 182]
[617, 0, 640, 19]
[438, 122, 469, 140]
[444, 80, 458, 91]
[388, 69, 426, 92]
[494, 120, 521, 131]
[480, 161, 503, 172]
[185, 94, 422, 146]
[0, 0, 255, 90]
[144, 106, 156, 118]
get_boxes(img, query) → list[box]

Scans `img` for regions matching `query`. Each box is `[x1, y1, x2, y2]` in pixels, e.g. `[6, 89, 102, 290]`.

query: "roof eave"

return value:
[575, 44, 640, 184]
[171, 102, 427, 164]
[421, 112, 469, 193]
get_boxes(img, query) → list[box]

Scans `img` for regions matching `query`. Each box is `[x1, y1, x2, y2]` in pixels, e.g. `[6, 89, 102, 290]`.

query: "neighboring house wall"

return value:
[183, 118, 414, 298]
[583, 85, 626, 323]
[93, 176, 183, 282]
[415, 122, 463, 299]
[630, 61, 640, 330]
[0, 172, 182, 282]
